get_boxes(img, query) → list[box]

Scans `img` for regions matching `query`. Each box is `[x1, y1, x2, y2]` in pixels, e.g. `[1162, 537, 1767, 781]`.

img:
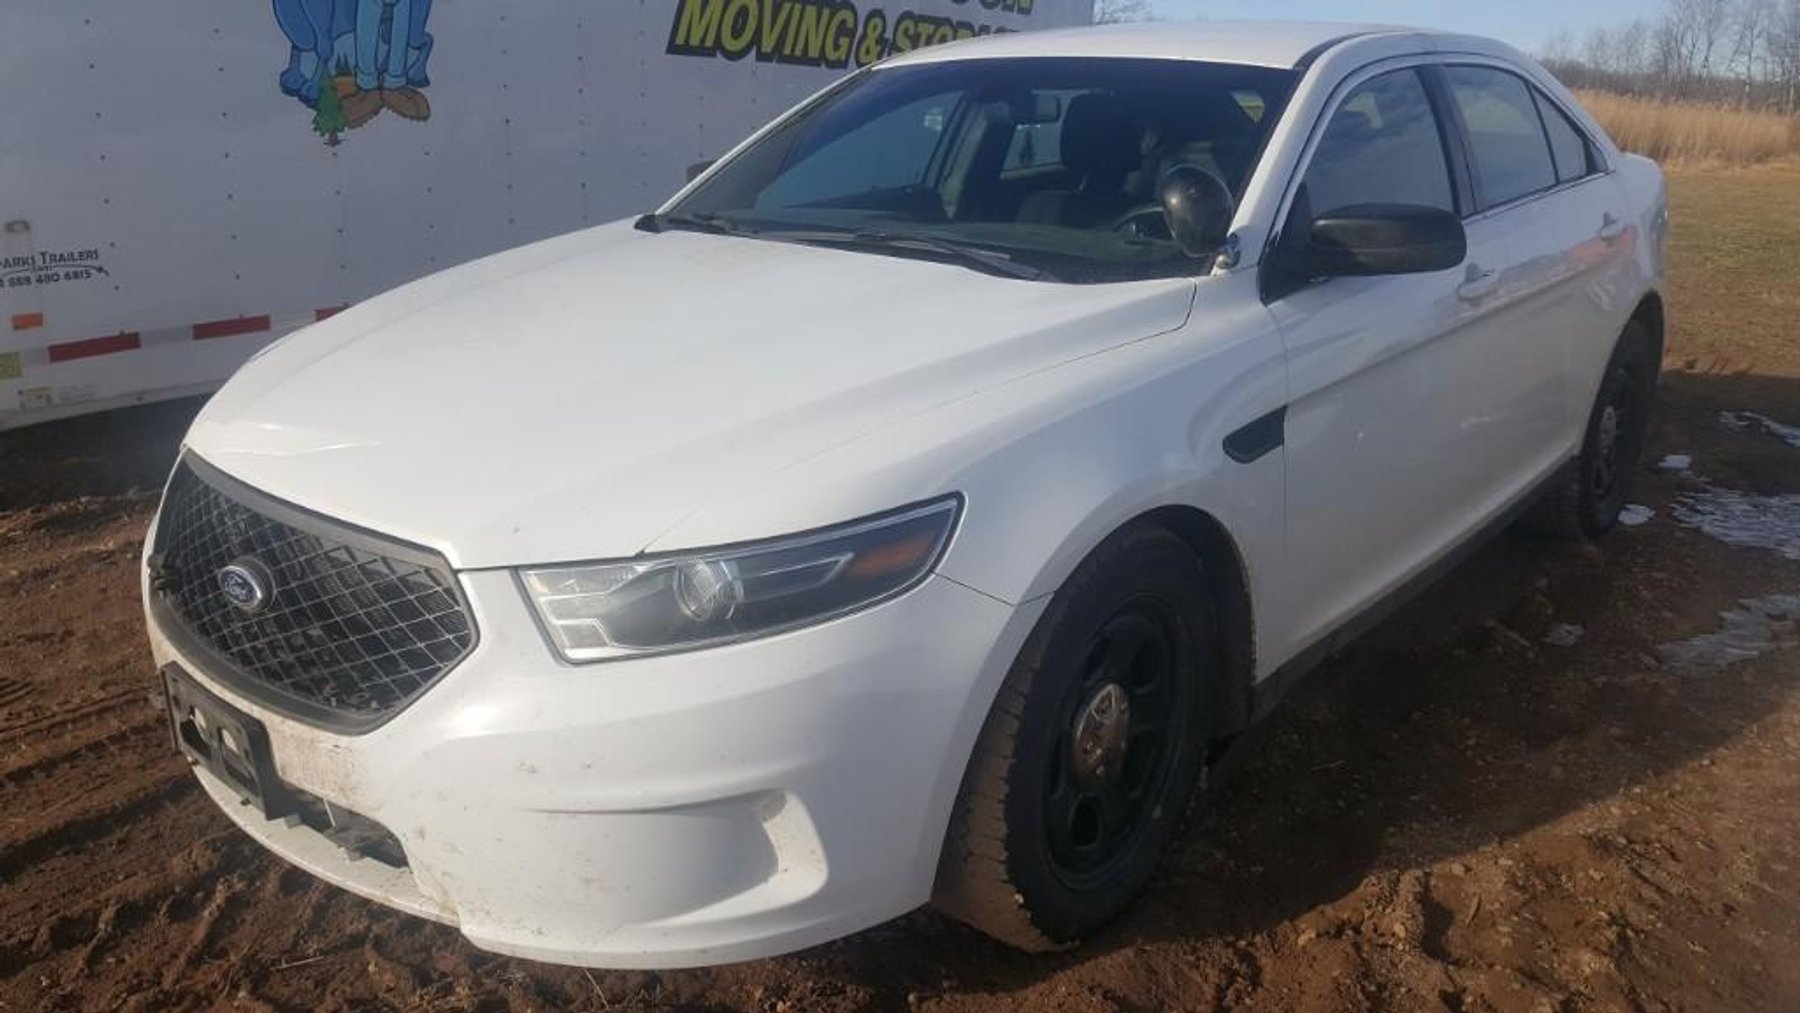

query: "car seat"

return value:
[1016, 93, 1146, 229]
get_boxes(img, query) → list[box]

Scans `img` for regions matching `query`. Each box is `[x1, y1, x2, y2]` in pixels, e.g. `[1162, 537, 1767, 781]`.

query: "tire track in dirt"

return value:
[0, 792, 263, 986]
[0, 686, 154, 741]
[0, 710, 166, 788]
[162, 875, 250, 989]
[0, 769, 193, 882]
[0, 677, 29, 710]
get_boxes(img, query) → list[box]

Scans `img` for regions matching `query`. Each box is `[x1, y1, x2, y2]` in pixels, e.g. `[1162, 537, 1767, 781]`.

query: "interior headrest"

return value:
[1061, 93, 1143, 179]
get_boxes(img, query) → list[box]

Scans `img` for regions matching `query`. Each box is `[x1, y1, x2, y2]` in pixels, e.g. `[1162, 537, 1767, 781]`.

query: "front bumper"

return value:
[147, 565, 1040, 968]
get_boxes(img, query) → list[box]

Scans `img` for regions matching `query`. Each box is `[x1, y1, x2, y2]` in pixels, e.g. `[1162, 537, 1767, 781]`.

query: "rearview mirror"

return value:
[1305, 204, 1466, 277]
[686, 159, 716, 183]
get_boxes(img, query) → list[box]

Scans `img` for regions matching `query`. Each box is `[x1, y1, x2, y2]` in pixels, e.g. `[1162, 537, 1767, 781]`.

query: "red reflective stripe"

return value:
[192, 315, 272, 340]
[315, 305, 347, 321]
[11, 312, 44, 331]
[47, 332, 142, 363]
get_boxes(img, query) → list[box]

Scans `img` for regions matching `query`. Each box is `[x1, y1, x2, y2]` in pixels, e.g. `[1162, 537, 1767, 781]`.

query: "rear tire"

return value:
[1524, 320, 1658, 540]
[934, 523, 1215, 950]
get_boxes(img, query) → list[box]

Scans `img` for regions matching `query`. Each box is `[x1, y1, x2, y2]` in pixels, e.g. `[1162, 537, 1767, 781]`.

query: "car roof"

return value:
[881, 20, 1427, 71]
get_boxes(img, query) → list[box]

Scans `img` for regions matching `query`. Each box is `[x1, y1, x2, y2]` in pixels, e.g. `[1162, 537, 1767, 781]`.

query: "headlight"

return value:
[519, 496, 961, 662]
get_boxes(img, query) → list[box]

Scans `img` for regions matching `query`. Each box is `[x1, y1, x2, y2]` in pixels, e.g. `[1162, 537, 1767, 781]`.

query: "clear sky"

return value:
[1145, 0, 1665, 54]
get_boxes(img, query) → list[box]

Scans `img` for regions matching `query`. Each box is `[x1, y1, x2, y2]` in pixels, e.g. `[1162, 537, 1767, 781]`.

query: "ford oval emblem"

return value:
[217, 558, 275, 614]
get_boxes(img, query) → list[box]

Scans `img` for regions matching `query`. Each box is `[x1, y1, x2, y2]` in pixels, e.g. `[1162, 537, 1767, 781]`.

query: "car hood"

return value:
[187, 222, 1196, 568]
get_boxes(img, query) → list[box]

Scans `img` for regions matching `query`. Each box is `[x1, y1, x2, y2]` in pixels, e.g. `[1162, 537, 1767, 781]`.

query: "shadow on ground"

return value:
[0, 396, 205, 513]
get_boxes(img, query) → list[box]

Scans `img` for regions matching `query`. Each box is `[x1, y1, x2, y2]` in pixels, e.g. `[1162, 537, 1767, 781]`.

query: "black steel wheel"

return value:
[1043, 603, 1190, 889]
[1524, 320, 1659, 540]
[935, 523, 1214, 950]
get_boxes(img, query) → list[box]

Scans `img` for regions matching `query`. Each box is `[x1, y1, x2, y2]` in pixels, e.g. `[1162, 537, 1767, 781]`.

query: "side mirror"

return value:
[686, 159, 716, 183]
[1305, 204, 1466, 277]
[1158, 165, 1235, 260]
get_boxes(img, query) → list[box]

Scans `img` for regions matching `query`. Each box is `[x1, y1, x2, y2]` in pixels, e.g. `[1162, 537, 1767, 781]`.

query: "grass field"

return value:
[1664, 164, 1800, 376]
[1578, 90, 1800, 167]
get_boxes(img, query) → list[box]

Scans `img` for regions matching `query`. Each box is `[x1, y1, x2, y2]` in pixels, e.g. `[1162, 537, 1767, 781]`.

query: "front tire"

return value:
[1525, 320, 1658, 540]
[934, 523, 1215, 950]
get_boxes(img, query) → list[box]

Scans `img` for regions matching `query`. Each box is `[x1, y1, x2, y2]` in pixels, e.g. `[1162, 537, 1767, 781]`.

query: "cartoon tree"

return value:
[313, 79, 347, 147]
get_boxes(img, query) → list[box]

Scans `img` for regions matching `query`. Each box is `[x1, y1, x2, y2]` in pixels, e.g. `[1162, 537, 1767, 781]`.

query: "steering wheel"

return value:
[1120, 166, 1237, 258]
[1112, 204, 1173, 240]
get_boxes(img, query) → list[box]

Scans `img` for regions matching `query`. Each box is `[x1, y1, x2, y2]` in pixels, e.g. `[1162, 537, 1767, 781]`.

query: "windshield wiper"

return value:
[856, 232, 1053, 282]
[637, 216, 1053, 281]
[751, 227, 1052, 282]
[634, 210, 749, 236]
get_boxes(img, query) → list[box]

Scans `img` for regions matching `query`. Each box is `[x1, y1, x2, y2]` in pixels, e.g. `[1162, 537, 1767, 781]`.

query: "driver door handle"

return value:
[1598, 212, 1627, 242]
[1456, 264, 1499, 303]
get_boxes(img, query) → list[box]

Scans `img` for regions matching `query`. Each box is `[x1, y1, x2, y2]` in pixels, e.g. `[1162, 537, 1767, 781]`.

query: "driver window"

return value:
[1295, 68, 1456, 222]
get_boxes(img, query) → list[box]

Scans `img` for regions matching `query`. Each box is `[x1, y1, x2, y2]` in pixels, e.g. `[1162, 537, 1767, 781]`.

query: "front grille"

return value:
[150, 457, 476, 731]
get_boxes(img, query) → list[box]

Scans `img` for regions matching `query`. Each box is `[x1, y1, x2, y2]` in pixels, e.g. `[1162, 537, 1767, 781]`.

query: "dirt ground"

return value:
[4, 167, 1800, 1013]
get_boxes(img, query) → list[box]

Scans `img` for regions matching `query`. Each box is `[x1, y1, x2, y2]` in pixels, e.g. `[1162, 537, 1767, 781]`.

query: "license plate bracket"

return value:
[163, 664, 292, 819]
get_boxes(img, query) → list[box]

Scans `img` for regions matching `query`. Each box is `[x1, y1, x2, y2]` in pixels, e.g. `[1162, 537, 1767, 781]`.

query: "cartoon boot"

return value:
[382, 87, 431, 122]
[342, 87, 385, 128]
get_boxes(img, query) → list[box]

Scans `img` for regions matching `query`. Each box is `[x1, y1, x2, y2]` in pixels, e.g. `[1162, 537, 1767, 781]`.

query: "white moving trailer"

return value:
[0, 0, 1091, 429]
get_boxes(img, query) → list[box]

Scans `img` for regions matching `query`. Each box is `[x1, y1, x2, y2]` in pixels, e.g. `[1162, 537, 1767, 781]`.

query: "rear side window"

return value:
[1298, 68, 1456, 219]
[1534, 91, 1597, 184]
[1445, 66, 1557, 210]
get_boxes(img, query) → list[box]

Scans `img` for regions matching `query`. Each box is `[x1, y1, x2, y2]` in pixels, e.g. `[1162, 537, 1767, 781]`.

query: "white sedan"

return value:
[144, 21, 1667, 967]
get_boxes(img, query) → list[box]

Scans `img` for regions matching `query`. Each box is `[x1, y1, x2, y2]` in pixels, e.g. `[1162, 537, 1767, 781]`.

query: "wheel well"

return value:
[1134, 506, 1256, 740]
[1632, 291, 1666, 365]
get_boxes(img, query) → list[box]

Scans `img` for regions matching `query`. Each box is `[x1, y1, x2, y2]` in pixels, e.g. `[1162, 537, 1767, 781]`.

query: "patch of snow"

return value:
[1618, 504, 1656, 527]
[1657, 454, 1692, 472]
[1672, 486, 1800, 561]
[1719, 410, 1800, 449]
[1656, 594, 1800, 675]
[1543, 623, 1585, 648]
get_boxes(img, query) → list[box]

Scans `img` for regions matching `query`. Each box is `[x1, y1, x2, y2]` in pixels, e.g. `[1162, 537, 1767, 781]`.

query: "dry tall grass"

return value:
[1575, 90, 1800, 166]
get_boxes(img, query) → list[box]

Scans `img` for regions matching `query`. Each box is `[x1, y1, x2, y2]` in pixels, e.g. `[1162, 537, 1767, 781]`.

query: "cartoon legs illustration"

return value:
[343, 0, 432, 126]
[354, 0, 410, 91]
[276, 0, 432, 136]
[274, 0, 344, 106]
[279, 46, 310, 99]
[405, 0, 434, 88]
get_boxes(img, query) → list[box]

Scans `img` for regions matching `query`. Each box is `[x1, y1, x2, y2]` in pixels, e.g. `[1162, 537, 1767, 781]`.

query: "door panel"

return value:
[1273, 218, 1522, 656]
[1441, 65, 1637, 465]
[1267, 63, 1573, 660]
[1489, 175, 1635, 453]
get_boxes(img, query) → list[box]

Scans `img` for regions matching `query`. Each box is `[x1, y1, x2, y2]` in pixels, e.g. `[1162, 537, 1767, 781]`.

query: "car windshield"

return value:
[663, 57, 1297, 283]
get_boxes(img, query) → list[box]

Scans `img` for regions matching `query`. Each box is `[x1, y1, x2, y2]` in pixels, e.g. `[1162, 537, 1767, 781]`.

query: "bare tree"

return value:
[1093, 0, 1153, 23]
[1547, 0, 1800, 106]
[1542, 28, 1579, 65]
[1772, 0, 1800, 108]
[1585, 25, 1617, 72]
[1729, 0, 1776, 97]
[1695, 0, 1735, 75]
[1652, 7, 1695, 90]
[1650, 0, 1730, 94]
[1617, 18, 1653, 76]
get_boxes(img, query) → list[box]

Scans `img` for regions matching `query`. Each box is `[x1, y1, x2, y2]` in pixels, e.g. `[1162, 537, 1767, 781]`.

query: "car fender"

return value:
[648, 270, 1288, 890]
